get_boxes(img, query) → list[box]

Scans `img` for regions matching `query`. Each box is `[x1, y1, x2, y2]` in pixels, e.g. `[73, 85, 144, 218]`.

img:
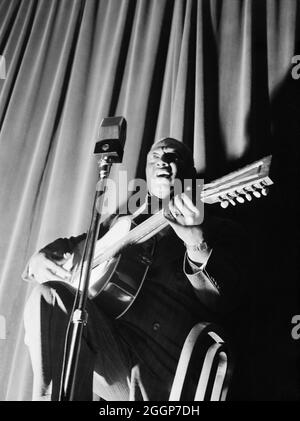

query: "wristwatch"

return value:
[184, 240, 208, 252]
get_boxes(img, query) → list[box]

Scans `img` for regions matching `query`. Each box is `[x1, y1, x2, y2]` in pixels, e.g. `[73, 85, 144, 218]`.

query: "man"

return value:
[23, 137, 248, 400]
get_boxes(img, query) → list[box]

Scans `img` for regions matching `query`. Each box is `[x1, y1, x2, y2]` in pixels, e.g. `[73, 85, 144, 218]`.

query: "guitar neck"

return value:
[92, 155, 273, 267]
[92, 211, 168, 267]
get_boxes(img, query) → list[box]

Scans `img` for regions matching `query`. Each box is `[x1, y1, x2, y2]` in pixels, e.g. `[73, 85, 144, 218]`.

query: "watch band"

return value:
[184, 240, 208, 252]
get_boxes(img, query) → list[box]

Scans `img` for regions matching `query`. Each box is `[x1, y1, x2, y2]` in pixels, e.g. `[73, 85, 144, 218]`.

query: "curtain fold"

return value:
[0, 0, 298, 400]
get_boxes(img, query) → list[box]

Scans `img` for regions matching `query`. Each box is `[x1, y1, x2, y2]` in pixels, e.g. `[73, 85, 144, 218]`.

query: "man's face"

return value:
[146, 140, 189, 199]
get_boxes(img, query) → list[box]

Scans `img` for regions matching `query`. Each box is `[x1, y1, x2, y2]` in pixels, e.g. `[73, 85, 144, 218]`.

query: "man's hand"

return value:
[165, 192, 204, 241]
[27, 251, 73, 284]
[165, 193, 211, 265]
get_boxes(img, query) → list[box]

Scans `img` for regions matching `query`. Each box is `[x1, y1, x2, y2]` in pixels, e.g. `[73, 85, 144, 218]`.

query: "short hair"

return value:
[151, 137, 196, 178]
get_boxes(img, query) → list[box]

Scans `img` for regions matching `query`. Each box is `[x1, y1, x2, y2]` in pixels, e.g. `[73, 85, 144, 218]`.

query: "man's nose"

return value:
[156, 154, 173, 167]
[155, 158, 169, 168]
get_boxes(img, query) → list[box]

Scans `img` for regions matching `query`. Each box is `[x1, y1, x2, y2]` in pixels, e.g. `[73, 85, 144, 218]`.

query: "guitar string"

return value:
[92, 211, 167, 268]
[90, 166, 270, 268]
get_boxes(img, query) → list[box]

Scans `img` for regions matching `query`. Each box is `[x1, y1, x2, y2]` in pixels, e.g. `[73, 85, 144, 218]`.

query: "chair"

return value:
[169, 322, 233, 401]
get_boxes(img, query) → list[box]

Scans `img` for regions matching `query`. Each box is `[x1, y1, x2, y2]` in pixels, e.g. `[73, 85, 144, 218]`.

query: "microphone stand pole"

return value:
[58, 117, 126, 401]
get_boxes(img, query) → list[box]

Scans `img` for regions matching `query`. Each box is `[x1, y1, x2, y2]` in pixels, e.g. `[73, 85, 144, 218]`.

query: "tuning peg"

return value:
[250, 185, 261, 198]
[236, 195, 245, 204]
[226, 194, 236, 206]
[258, 182, 269, 196]
[240, 188, 252, 201]
[253, 187, 261, 199]
[244, 190, 252, 201]
[219, 197, 229, 208]
[220, 201, 229, 208]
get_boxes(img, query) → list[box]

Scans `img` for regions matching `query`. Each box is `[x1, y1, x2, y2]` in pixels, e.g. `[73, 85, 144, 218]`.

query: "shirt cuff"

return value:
[186, 248, 213, 273]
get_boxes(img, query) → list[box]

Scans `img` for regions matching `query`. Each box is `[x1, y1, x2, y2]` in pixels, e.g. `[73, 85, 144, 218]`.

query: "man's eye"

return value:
[149, 154, 160, 162]
[164, 153, 180, 163]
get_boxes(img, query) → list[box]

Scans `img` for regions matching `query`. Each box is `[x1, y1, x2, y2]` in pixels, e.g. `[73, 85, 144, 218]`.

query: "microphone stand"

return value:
[58, 117, 126, 401]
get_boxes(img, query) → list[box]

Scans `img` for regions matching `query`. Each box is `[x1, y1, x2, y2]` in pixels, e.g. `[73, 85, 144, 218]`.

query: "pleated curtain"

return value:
[0, 0, 298, 400]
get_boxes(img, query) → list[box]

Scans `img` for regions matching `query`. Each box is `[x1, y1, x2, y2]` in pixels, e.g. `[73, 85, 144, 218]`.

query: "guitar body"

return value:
[92, 240, 155, 318]
[70, 216, 156, 319]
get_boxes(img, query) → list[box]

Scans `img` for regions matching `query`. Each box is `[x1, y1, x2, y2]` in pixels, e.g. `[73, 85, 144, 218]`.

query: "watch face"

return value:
[186, 241, 208, 252]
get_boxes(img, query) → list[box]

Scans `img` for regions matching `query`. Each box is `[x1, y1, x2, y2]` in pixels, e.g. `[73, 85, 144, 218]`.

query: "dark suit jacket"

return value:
[23, 211, 250, 399]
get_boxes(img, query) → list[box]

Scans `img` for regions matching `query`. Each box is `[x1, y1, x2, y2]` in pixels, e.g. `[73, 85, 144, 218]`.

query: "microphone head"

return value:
[94, 116, 127, 162]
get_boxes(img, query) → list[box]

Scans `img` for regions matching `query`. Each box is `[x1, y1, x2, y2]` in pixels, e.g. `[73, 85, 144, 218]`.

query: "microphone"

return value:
[94, 116, 127, 163]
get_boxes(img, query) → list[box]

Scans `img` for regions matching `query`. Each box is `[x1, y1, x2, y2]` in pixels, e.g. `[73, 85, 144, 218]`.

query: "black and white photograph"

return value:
[0, 0, 299, 405]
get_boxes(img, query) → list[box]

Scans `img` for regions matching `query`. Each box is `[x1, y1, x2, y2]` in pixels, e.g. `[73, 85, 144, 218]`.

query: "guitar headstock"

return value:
[201, 155, 273, 208]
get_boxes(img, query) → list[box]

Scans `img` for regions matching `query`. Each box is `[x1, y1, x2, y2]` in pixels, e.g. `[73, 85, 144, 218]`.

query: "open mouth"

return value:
[156, 170, 172, 179]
